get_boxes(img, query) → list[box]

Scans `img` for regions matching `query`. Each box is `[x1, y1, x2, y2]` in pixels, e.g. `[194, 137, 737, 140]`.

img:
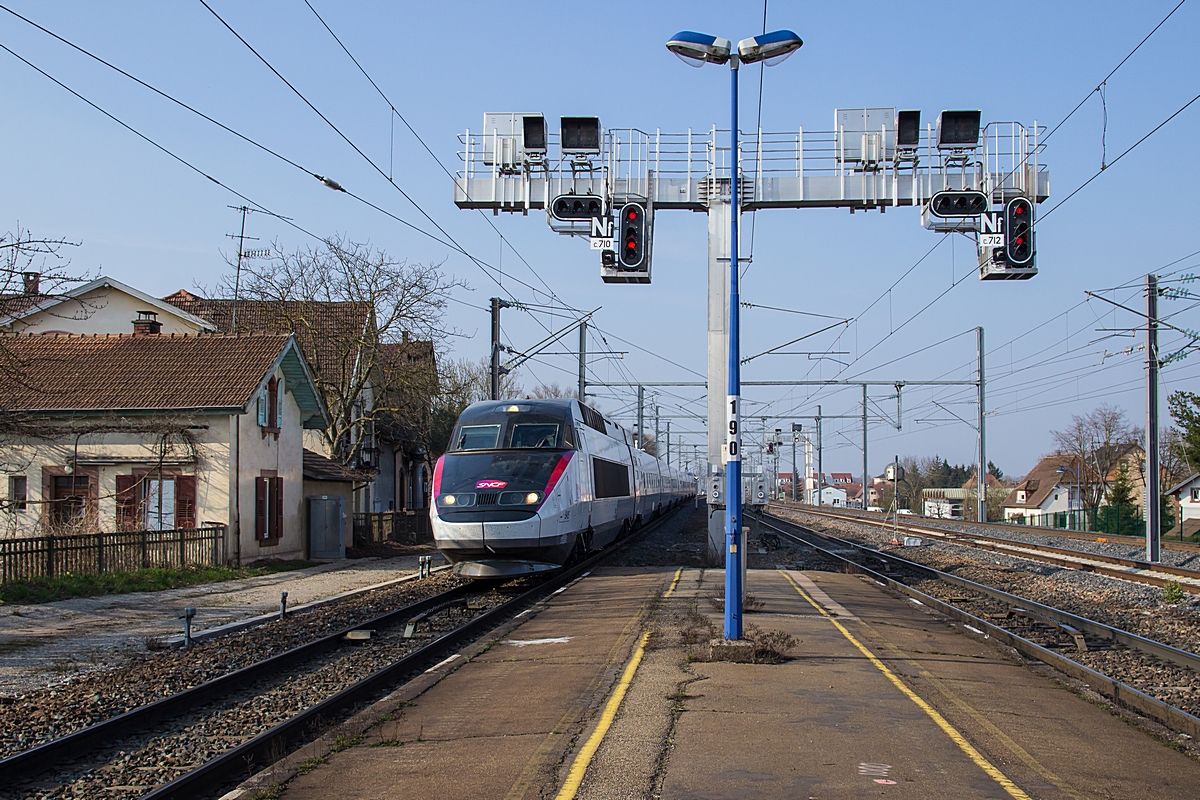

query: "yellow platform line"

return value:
[781, 570, 1032, 800]
[663, 567, 683, 598]
[554, 630, 651, 800]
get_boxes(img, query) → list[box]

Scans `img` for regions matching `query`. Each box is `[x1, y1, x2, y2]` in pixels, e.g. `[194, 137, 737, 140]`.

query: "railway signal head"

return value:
[551, 194, 604, 222]
[929, 190, 989, 218]
[619, 203, 647, 269]
[1005, 197, 1034, 265]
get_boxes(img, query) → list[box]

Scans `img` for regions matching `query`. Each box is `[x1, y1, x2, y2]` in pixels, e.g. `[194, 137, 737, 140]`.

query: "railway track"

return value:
[2, 505, 688, 800]
[755, 510, 1200, 742]
[773, 499, 1200, 554]
[781, 502, 1200, 593]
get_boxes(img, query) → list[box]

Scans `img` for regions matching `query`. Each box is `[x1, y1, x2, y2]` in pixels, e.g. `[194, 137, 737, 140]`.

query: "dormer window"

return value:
[258, 376, 283, 438]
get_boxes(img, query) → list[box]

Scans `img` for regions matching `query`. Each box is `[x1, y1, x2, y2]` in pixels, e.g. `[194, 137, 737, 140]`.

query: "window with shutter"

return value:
[115, 474, 138, 529]
[176, 475, 197, 529]
[267, 377, 279, 430]
[276, 379, 285, 428]
[255, 477, 268, 539]
[273, 477, 284, 541]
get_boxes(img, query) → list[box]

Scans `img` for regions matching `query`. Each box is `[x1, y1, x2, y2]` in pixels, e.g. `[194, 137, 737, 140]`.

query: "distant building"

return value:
[1001, 455, 1076, 523]
[1167, 473, 1200, 539]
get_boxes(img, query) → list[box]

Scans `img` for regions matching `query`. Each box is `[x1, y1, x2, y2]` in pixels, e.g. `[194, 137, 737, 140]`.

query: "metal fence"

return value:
[0, 525, 227, 583]
[352, 511, 430, 547]
[1006, 505, 1149, 538]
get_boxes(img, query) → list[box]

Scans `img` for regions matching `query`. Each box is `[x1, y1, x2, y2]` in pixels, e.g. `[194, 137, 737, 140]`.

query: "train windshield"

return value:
[449, 403, 574, 451]
[439, 452, 563, 494]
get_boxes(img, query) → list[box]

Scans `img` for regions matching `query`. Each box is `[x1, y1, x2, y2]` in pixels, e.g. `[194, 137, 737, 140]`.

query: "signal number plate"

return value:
[590, 238, 614, 251]
[980, 234, 1004, 248]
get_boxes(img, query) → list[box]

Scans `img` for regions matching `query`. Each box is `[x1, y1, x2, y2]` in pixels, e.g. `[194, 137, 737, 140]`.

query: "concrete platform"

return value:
[269, 567, 1200, 800]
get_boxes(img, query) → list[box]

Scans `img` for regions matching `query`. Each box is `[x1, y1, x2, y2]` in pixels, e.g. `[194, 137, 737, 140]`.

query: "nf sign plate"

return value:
[979, 211, 1003, 248]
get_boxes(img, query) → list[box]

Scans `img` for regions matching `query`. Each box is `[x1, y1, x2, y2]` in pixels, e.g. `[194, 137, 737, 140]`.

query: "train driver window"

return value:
[511, 423, 559, 448]
[457, 424, 500, 450]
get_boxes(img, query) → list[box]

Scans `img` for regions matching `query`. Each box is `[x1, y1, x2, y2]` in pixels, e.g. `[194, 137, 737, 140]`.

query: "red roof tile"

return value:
[0, 332, 291, 412]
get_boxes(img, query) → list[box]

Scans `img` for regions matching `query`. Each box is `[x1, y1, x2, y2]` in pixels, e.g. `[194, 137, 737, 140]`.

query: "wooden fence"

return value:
[0, 525, 227, 583]
[352, 511, 430, 547]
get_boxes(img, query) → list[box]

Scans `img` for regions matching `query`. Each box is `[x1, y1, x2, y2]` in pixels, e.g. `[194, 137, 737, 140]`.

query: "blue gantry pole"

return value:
[724, 53, 743, 641]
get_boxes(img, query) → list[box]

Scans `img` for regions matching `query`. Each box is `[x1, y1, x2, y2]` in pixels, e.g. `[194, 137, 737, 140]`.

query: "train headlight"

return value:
[439, 493, 476, 507]
[498, 490, 542, 506]
[442, 495, 456, 505]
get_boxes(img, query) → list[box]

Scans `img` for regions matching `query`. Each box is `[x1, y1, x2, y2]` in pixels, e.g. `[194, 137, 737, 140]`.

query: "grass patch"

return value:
[248, 785, 282, 800]
[0, 561, 317, 605]
[1163, 581, 1184, 605]
[295, 756, 326, 775]
[330, 733, 366, 752]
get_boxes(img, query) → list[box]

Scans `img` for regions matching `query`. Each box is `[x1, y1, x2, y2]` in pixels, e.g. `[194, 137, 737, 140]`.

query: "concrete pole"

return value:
[637, 385, 645, 449]
[706, 202, 729, 565]
[655, 403, 660, 458]
[816, 404, 823, 507]
[1146, 274, 1161, 562]
[862, 385, 868, 509]
[490, 297, 501, 401]
[578, 319, 587, 403]
[666, 420, 672, 467]
[791, 428, 797, 502]
[977, 326, 986, 523]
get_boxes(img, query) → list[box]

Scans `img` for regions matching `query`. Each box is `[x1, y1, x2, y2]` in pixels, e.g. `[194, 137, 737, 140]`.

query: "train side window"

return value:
[457, 424, 500, 450]
[511, 423, 560, 449]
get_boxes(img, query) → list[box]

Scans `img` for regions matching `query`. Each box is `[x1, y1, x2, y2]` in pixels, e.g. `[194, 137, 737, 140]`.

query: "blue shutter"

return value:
[277, 379, 285, 427]
[257, 392, 266, 426]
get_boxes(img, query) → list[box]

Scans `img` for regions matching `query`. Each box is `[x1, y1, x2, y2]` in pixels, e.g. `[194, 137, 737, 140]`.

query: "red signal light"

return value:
[628, 210, 637, 220]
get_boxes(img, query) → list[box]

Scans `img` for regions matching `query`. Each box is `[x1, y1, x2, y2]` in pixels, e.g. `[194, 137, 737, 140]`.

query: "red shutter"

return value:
[176, 475, 197, 529]
[255, 477, 268, 540]
[272, 477, 284, 540]
[115, 474, 139, 531]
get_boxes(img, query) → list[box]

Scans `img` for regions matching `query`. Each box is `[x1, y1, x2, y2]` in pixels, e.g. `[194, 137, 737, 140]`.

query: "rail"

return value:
[754, 511, 1200, 739]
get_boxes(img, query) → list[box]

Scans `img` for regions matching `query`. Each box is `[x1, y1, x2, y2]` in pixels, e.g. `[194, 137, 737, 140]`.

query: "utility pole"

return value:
[489, 297, 511, 400]
[862, 385, 869, 509]
[977, 326, 987, 523]
[666, 420, 672, 466]
[637, 385, 645, 449]
[655, 403, 660, 458]
[578, 319, 587, 403]
[1146, 274, 1161, 562]
[791, 424, 799, 502]
[816, 404, 823, 507]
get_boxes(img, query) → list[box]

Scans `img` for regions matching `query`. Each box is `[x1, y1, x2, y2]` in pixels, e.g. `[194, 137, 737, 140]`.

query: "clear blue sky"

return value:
[2, 1, 1197, 479]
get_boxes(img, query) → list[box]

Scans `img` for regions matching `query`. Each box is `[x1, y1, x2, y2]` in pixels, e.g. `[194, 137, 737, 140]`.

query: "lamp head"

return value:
[737, 30, 803, 65]
[666, 31, 731, 66]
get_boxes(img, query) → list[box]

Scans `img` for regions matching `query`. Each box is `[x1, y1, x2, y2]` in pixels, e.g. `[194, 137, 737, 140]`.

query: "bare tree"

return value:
[1051, 403, 1137, 507]
[214, 235, 462, 466]
[429, 356, 525, 458]
[1, 225, 85, 383]
[529, 382, 575, 400]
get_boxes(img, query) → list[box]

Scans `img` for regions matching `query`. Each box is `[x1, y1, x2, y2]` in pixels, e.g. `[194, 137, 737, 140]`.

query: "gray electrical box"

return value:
[835, 107, 896, 167]
[307, 496, 346, 559]
[481, 112, 544, 167]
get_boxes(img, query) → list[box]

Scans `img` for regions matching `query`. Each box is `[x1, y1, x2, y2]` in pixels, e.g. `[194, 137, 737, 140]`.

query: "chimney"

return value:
[132, 310, 162, 335]
[22, 272, 39, 295]
[402, 330, 410, 343]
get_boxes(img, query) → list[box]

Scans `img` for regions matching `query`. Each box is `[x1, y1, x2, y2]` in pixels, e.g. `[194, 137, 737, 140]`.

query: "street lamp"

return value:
[666, 28, 803, 642]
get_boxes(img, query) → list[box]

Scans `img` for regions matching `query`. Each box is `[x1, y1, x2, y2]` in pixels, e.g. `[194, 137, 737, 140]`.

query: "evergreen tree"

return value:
[1097, 461, 1140, 536]
[1169, 391, 1200, 473]
[987, 461, 1003, 480]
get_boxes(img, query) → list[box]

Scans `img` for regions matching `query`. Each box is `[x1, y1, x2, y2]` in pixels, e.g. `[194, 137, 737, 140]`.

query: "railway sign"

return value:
[979, 211, 1004, 248]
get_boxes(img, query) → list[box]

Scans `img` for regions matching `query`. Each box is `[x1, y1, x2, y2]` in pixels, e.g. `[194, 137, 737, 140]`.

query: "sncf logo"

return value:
[476, 480, 508, 489]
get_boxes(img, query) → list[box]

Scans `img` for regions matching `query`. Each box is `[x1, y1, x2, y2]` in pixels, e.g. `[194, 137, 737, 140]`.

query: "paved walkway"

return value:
[0, 554, 444, 694]
[258, 566, 1200, 800]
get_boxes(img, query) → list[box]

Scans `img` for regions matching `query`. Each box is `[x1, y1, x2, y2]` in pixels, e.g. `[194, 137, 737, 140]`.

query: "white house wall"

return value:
[5, 285, 203, 335]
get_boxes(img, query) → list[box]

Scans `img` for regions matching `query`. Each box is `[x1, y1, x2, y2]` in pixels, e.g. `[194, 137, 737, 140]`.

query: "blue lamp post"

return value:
[666, 29, 803, 641]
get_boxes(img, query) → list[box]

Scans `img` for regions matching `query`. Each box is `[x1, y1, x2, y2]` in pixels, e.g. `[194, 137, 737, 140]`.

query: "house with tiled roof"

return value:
[162, 290, 436, 517]
[0, 324, 330, 564]
[1001, 454, 1077, 523]
[0, 276, 215, 336]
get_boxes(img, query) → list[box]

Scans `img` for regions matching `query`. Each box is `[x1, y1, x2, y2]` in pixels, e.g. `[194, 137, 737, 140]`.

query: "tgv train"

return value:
[431, 399, 694, 577]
